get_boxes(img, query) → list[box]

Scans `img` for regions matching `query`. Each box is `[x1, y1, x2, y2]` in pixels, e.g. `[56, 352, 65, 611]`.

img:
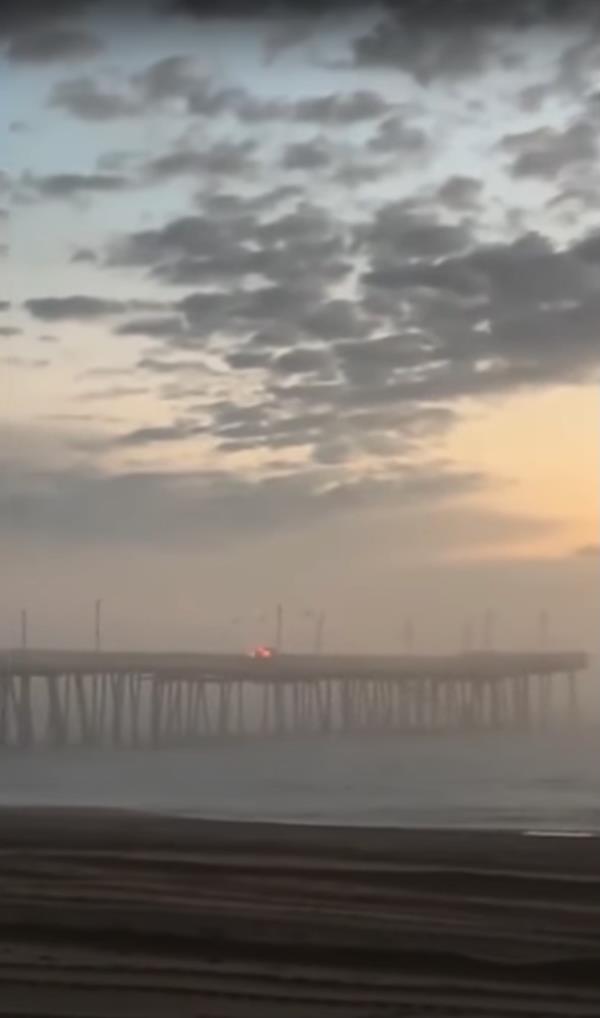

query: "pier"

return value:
[0, 649, 589, 749]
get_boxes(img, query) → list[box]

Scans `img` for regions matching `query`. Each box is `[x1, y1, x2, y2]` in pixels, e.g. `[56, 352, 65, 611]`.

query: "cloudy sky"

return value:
[1, 0, 598, 653]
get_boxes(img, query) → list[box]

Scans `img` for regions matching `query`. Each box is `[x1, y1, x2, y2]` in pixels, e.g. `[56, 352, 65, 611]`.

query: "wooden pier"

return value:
[0, 649, 589, 749]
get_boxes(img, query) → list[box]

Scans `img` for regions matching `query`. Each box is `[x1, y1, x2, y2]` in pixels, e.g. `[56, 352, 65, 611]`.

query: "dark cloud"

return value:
[226, 348, 273, 371]
[246, 327, 300, 349]
[50, 50, 391, 129]
[358, 224, 600, 400]
[358, 201, 472, 262]
[115, 316, 188, 340]
[272, 347, 333, 376]
[7, 25, 102, 62]
[107, 214, 254, 270]
[0, 302, 10, 311]
[574, 543, 600, 558]
[293, 90, 390, 123]
[368, 116, 429, 154]
[143, 141, 256, 181]
[352, 1, 597, 81]
[334, 334, 438, 387]
[49, 76, 139, 120]
[113, 422, 202, 447]
[24, 296, 128, 320]
[0, 326, 22, 338]
[106, 202, 351, 322]
[331, 162, 390, 188]
[502, 120, 598, 179]
[171, 0, 364, 21]
[281, 138, 332, 170]
[437, 175, 482, 211]
[0, 446, 486, 548]
[71, 247, 97, 263]
[137, 355, 211, 374]
[354, 17, 493, 82]
[302, 299, 366, 340]
[23, 172, 128, 200]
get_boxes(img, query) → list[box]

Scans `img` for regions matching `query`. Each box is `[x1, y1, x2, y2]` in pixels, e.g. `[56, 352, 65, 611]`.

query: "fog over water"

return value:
[2, 728, 599, 832]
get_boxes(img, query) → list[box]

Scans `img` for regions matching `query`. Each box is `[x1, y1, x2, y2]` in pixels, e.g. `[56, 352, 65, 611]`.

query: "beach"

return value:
[0, 808, 598, 1016]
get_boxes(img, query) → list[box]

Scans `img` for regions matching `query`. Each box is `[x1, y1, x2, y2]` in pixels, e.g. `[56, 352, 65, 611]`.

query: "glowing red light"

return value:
[250, 645, 274, 659]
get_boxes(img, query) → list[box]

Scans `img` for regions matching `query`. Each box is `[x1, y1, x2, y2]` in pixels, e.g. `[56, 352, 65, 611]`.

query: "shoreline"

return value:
[0, 808, 599, 1016]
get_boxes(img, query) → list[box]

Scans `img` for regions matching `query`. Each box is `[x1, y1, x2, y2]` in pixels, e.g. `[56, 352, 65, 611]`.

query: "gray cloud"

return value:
[71, 247, 97, 263]
[115, 316, 189, 340]
[143, 141, 256, 181]
[282, 138, 332, 170]
[22, 172, 128, 200]
[354, 18, 493, 82]
[518, 83, 552, 113]
[49, 76, 139, 120]
[107, 214, 254, 269]
[50, 50, 392, 130]
[358, 223, 600, 400]
[293, 90, 390, 123]
[272, 347, 333, 376]
[0, 326, 22, 338]
[358, 201, 473, 262]
[501, 120, 598, 179]
[106, 202, 351, 319]
[24, 296, 128, 320]
[0, 302, 10, 311]
[113, 422, 203, 447]
[368, 116, 429, 154]
[574, 543, 600, 558]
[226, 348, 273, 371]
[7, 25, 102, 62]
[352, 2, 598, 81]
[302, 299, 366, 340]
[437, 175, 482, 210]
[0, 439, 487, 548]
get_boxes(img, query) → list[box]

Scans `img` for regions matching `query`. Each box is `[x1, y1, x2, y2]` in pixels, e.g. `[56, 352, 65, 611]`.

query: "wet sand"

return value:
[0, 808, 598, 1016]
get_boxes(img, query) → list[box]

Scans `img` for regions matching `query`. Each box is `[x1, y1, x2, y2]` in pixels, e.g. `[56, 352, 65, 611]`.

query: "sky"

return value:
[1, 0, 598, 654]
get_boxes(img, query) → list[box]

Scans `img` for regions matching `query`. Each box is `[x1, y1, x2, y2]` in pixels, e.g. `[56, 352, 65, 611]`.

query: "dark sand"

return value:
[0, 809, 598, 1016]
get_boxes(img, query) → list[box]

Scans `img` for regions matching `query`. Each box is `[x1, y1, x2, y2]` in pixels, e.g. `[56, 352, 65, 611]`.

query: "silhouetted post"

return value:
[20, 609, 28, 652]
[275, 602, 283, 653]
[538, 609, 549, 650]
[94, 599, 102, 653]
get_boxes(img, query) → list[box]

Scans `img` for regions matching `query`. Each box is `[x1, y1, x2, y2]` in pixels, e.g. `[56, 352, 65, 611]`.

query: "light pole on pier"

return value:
[20, 609, 28, 652]
[538, 609, 549, 650]
[94, 598, 102, 653]
[403, 617, 415, 654]
[314, 611, 325, 655]
[275, 602, 284, 653]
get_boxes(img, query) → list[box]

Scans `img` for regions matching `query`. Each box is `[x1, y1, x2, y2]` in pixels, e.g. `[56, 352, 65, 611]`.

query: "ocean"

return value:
[1, 728, 599, 832]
